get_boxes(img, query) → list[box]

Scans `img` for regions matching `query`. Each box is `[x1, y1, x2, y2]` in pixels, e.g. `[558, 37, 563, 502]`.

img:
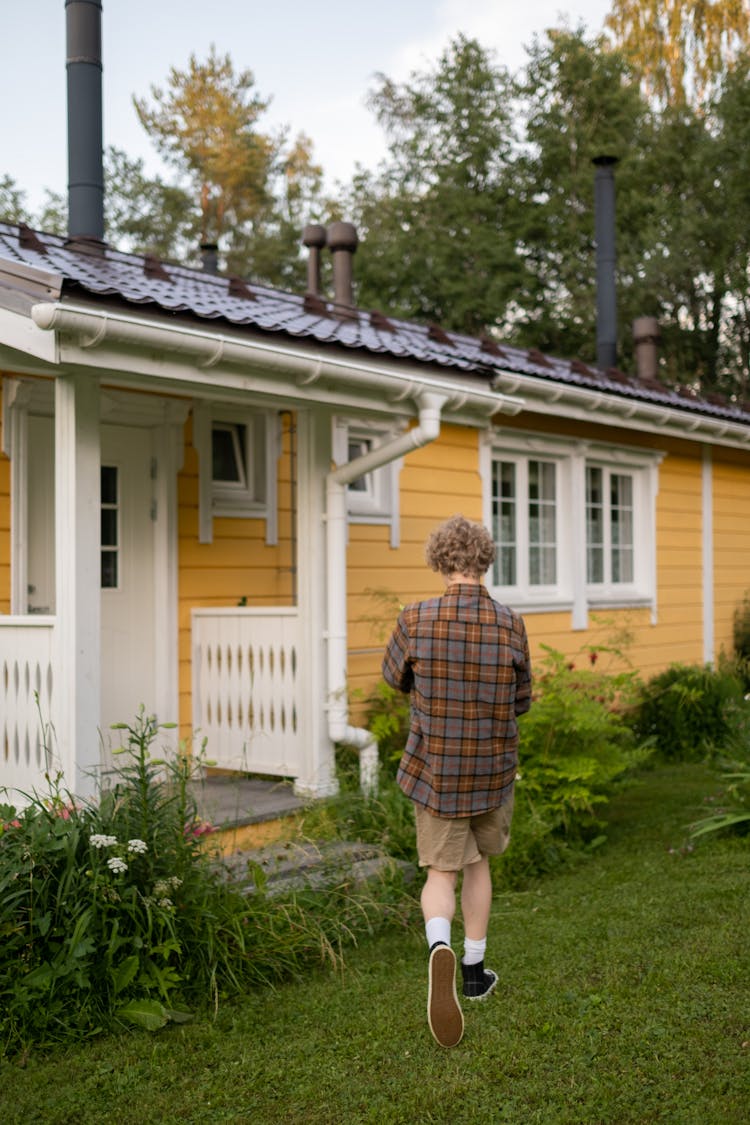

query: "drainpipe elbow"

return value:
[411, 390, 448, 448]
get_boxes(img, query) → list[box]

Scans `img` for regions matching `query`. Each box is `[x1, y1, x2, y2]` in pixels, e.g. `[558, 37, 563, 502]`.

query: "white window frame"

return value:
[481, 430, 662, 628]
[192, 404, 279, 545]
[332, 417, 403, 547]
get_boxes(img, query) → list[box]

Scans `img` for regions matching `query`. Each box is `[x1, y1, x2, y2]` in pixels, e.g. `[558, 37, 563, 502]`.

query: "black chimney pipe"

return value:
[66, 0, 104, 242]
[593, 155, 618, 370]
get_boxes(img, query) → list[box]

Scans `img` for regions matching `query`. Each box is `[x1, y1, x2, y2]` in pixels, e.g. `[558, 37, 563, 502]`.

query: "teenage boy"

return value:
[383, 515, 532, 1047]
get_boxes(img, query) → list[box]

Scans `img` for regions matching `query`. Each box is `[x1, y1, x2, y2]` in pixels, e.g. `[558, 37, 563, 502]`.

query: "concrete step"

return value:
[189, 775, 306, 850]
[214, 839, 416, 897]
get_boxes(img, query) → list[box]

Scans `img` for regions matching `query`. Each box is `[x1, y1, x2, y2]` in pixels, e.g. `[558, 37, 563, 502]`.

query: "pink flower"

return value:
[184, 819, 215, 838]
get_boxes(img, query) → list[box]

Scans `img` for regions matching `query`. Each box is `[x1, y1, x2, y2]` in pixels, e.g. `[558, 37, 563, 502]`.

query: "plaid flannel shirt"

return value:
[382, 583, 532, 818]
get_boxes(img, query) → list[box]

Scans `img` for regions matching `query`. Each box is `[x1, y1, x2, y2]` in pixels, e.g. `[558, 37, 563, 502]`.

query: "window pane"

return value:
[492, 461, 516, 585]
[611, 473, 634, 584]
[528, 461, 556, 585]
[347, 438, 371, 493]
[212, 424, 246, 484]
[101, 550, 118, 589]
[101, 465, 117, 505]
[586, 467, 604, 584]
[101, 508, 117, 547]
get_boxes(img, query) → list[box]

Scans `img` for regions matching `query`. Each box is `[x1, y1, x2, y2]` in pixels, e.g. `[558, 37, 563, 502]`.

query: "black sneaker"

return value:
[427, 943, 464, 1047]
[461, 959, 498, 1000]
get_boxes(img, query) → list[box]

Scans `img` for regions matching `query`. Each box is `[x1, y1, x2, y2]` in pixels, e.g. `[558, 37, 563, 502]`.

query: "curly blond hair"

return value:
[424, 514, 495, 578]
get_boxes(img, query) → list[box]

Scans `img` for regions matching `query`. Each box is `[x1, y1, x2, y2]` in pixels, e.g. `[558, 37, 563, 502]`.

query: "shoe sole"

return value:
[427, 945, 464, 1048]
[463, 968, 498, 1002]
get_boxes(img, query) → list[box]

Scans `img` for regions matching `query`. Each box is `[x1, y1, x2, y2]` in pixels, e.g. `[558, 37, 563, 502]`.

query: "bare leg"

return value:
[421, 867, 458, 922]
[460, 855, 492, 940]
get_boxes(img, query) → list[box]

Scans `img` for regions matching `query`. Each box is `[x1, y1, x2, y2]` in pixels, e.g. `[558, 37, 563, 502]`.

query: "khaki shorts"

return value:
[414, 789, 515, 871]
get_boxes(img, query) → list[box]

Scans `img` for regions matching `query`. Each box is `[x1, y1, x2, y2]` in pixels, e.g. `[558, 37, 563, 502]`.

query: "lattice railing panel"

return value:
[192, 609, 304, 776]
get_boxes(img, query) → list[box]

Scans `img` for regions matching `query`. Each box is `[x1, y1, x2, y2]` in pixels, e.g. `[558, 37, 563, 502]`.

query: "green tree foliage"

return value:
[103, 147, 198, 260]
[343, 35, 523, 334]
[346, 26, 750, 395]
[0, 174, 29, 223]
[133, 46, 324, 284]
[133, 45, 275, 248]
[512, 27, 653, 363]
[606, 0, 750, 108]
[225, 131, 324, 291]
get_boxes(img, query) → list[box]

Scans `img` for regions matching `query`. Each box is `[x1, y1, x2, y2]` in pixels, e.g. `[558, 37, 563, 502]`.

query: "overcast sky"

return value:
[1, 0, 612, 211]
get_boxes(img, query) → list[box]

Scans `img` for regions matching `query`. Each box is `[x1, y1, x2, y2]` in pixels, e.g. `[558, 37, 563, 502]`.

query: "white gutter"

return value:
[31, 302, 522, 424]
[492, 369, 750, 450]
[326, 391, 447, 794]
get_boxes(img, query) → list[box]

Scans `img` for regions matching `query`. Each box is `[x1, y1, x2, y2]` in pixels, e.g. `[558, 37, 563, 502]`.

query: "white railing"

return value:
[191, 608, 305, 778]
[0, 617, 58, 808]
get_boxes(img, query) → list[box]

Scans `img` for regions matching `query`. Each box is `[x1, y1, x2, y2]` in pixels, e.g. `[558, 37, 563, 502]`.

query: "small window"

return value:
[332, 418, 402, 548]
[101, 465, 119, 588]
[211, 416, 266, 516]
[212, 423, 247, 486]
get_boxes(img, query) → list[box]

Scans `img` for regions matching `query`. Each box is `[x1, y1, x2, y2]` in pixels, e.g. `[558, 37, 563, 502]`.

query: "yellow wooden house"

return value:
[1, 213, 749, 810]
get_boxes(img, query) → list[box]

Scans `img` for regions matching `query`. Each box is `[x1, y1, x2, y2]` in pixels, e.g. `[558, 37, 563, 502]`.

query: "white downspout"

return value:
[326, 391, 447, 794]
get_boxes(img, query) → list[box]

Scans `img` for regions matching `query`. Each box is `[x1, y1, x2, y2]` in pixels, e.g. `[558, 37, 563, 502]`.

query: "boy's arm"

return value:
[382, 614, 414, 694]
[514, 619, 532, 716]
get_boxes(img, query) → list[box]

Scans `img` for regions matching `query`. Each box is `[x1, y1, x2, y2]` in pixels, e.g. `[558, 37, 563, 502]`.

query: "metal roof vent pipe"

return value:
[200, 241, 219, 274]
[302, 223, 327, 296]
[65, 0, 105, 250]
[633, 316, 661, 381]
[593, 155, 618, 370]
[327, 221, 359, 317]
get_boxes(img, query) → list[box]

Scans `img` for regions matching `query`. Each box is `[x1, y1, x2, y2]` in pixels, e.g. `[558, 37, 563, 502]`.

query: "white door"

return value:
[99, 424, 157, 764]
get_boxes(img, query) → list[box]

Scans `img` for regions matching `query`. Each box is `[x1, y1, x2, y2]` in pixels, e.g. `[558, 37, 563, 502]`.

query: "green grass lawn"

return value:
[2, 763, 748, 1124]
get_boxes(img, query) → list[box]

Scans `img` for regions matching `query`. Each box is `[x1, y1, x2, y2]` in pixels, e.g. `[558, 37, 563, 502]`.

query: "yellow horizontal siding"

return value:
[713, 458, 750, 656]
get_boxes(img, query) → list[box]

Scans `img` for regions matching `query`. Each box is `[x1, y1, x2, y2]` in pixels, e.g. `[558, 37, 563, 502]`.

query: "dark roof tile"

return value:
[0, 221, 748, 430]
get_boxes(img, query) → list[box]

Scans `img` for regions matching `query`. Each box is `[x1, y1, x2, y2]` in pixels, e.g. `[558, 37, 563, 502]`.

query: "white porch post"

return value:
[294, 407, 338, 798]
[55, 372, 101, 798]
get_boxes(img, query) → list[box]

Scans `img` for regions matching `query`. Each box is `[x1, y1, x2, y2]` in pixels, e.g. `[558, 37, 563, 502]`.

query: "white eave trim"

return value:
[29, 301, 523, 425]
[493, 370, 750, 451]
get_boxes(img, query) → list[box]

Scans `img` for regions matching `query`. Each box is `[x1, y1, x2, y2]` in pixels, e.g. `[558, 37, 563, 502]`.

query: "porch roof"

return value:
[1, 220, 750, 437]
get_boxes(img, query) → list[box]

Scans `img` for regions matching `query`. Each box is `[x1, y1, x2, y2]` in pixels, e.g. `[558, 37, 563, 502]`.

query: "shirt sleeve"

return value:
[382, 612, 414, 694]
[514, 617, 532, 716]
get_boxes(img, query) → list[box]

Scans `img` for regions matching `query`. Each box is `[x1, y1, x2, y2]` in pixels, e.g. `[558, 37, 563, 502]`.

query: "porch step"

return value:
[214, 839, 416, 897]
[190, 775, 307, 850]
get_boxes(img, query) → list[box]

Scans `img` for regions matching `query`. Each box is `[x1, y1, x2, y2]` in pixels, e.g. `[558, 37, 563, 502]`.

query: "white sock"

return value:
[463, 937, 487, 966]
[425, 916, 451, 950]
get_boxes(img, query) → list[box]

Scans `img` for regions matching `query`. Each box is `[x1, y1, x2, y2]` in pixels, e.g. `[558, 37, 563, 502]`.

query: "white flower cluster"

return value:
[106, 856, 128, 874]
[144, 875, 183, 911]
[127, 838, 148, 854]
[90, 834, 118, 849]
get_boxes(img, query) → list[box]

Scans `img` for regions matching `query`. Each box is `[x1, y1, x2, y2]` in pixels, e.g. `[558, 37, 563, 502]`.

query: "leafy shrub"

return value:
[733, 592, 750, 689]
[364, 681, 411, 775]
[496, 644, 652, 887]
[630, 661, 745, 761]
[0, 710, 411, 1056]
